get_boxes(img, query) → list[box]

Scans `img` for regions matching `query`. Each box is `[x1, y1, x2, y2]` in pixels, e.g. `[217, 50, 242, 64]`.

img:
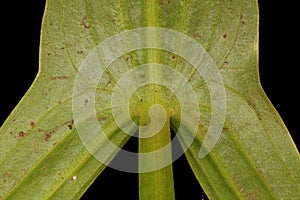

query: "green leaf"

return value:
[0, 0, 299, 200]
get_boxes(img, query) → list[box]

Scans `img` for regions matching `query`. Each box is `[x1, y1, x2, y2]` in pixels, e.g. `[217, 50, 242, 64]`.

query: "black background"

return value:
[0, 1, 298, 199]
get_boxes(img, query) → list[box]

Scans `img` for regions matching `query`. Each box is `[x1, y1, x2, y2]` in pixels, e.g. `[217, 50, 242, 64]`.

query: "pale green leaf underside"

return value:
[0, 0, 299, 200]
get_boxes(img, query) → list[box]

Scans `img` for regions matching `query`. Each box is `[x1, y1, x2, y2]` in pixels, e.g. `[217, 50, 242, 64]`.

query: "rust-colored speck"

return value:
[193, 34, 202, 39]
[223, 33, 227, 39]
[18, 131, 25, 138]
[68, 124, 73, 130]
[98, 117, 107, 121]
[51, 76, 69, 81]
[246, 191, 258, 200]
[45, 133, 51, 141]
[1, 172, 12, 179]
[222, 127, 229, 132]
[81, 16, 90, 29]
[44, 131, 54, 142]
[68, 119, 74, 130]
[30, 121, 35, 127]
[223, 61, 229, 67]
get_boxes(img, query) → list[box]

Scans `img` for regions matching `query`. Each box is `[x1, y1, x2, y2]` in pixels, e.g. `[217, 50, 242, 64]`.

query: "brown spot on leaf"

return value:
[193, 34, 202, 39]
[223, 33, 227, 39]
[223, 61, 229, 67]
[1, 172, 12, 178]
[81, 16, 90, 29]
[246, 191, 258, 200]
[51, 76, 69, 80]
[240, 14, 245, 25]
[68, 124, 73, 130]
[167, 0, 171, 4]
[158, 0, 163, 6]
[171, 55, 176, 59]
[222, 127, 229, 132]
[98, 117, 107, 121]
[45, 133, 51, 142]
[30, 121, 35, 127]
[18, 131, 25, 138]
[68, 120, 74, 130]
[39, 119, 74, 142]
[44, 131, 54, 142]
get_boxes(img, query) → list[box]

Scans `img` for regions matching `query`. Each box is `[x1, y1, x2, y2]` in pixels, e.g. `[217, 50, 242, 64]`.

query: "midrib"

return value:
[139, 1, 175, 200]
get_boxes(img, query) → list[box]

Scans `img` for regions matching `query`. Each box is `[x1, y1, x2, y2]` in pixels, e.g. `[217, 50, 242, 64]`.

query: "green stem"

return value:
[138, 112, 175, 200]
[139, 1, 174, 199]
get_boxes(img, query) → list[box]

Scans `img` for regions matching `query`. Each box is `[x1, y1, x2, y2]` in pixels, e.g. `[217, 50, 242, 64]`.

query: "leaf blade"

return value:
[0, 0, 299, 199]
